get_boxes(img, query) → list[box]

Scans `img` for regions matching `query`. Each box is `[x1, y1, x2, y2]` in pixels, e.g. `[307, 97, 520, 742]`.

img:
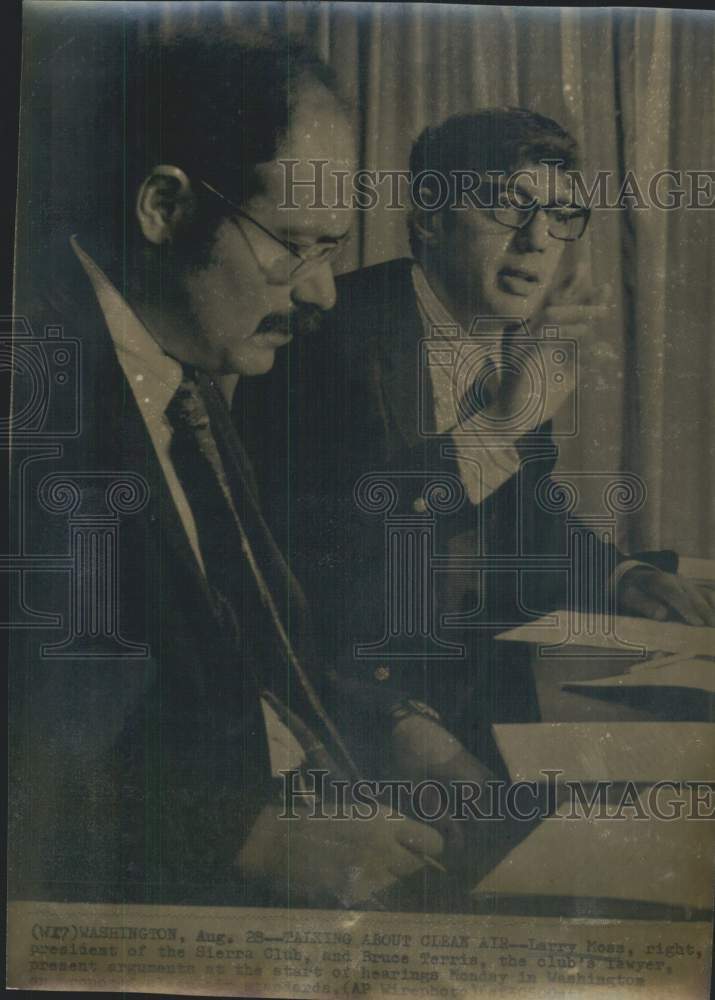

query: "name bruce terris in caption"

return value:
[9, 904, 711, 997]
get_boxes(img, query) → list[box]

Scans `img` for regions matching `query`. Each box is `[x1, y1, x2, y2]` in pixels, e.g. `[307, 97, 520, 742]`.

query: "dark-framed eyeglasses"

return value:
[199, 179, 351, 284]
[491, 198, 591, 242]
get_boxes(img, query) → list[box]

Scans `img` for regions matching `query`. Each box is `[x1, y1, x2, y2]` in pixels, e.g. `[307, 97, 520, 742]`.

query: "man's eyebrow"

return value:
[508, 179, 576, 208]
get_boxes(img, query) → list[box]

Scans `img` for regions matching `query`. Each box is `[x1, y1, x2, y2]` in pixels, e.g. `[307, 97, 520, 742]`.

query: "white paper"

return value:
[473, 785, 715, 909]
[564, 656, 715, 694]
[493, 722, 715, 783]
[496, 610, 715, 656]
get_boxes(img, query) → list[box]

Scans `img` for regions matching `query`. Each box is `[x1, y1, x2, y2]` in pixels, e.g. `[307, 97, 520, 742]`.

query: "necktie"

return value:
[456, 350, 501, 423]
[166, 369, 358, 781]
[165, 373, 242, 643]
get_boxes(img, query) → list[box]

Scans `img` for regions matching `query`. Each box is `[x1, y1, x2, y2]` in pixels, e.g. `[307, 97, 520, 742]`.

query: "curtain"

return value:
[45, 2, 715, 558]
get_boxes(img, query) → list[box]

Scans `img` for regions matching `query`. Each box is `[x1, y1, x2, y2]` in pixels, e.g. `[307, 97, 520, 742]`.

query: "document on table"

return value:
[496, 610, 715, 656]
[474, 721, 715, 908]
[472, 785, 715, 909]
[492, 721, 715, 783]
[563, 654, 715, 694]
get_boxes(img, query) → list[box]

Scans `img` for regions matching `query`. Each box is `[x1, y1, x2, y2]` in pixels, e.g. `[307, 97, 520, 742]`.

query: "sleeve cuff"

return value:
[610, 558, 657, 594]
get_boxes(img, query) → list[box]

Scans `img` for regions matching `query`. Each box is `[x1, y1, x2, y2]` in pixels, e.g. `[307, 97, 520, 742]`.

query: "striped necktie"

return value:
[166, 368, 358, 781]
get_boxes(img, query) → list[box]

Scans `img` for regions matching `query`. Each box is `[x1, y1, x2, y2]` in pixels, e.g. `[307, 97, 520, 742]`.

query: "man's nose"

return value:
[291, 261, 337, 312]
[516, 207, 551, 252]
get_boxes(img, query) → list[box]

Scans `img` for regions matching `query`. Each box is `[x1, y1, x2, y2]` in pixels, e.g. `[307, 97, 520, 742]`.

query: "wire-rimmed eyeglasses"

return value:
[199, 179, 351, 284]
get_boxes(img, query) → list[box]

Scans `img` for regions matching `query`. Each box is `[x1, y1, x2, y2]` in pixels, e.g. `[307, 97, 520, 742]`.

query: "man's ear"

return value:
[135, 165, 194, 245]
[409, 184, 445, 250]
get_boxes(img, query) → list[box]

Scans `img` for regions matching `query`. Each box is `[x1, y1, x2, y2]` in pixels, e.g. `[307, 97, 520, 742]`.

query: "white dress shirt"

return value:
[72, 235, 206, 574]
[412, 262, 522, 504]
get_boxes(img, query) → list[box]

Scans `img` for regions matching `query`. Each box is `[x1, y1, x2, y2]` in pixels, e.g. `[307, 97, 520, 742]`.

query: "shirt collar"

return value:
[71, 235, 183, 417]
[411, 261, 463, 335]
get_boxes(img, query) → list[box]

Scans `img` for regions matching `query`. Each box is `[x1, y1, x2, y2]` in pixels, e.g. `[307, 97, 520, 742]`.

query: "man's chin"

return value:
[225, 344, 279, 377]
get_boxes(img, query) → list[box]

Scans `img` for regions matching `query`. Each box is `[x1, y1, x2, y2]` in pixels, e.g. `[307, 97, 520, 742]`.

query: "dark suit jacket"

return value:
[240, 258, 637, 764]
[7, 237, 361, 907]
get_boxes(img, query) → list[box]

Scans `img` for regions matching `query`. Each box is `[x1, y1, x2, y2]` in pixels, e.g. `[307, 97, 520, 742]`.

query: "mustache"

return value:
[256, 304, 325, 338]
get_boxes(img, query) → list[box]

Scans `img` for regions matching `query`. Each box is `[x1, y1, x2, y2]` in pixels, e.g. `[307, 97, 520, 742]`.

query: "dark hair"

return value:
[408, 107, 579, 256]
[125, 30, 342, 206]
[75, 27, 343, 271]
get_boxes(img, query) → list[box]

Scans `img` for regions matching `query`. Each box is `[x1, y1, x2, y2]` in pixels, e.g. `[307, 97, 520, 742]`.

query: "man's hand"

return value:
[391, 714, 492, 781]
[236, 803, 444, 908]
[494, 264, 612, 434]
[618, 566, 715, 626]
[390, 714, 493, 858]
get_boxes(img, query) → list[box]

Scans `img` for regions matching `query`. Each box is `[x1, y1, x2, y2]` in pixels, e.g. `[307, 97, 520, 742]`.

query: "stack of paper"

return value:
[496, 610, 715, 656]
[563, 654, 715, 695]
[472, 722, 715, 908]
[472, 788, 715, 909]
[492, 721, 715, 783]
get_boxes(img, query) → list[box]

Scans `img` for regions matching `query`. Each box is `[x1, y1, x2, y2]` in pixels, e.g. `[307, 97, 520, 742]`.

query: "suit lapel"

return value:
[47, 238, 222, 636]
[379, 312, 425, 452]
[358, 258, 434, 454]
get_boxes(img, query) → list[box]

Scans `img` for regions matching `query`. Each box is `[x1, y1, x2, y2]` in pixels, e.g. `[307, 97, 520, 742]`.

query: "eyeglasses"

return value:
[490, 195, 591, 242]
[199, 179, 351, 284]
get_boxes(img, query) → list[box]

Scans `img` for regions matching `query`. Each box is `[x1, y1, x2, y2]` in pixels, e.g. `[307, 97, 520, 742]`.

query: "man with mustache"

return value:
[247, 108, 715, 768]
[10, 31, 493, 911]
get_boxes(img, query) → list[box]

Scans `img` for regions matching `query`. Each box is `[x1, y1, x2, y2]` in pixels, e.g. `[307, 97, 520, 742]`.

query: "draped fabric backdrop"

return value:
[31, 2, 715, 558]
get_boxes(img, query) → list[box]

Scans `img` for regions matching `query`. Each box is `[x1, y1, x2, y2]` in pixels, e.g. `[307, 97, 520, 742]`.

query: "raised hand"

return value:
[495, 264, 613, 433]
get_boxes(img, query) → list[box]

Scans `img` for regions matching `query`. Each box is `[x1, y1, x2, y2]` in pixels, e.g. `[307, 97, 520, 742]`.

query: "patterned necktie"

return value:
[166, 368, 358, 780]
[456, 351, 501, 422]
[165, 371, 246, 644]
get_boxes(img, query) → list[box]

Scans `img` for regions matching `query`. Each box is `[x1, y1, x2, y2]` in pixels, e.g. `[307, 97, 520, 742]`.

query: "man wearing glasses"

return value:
[12, 32, 498, 913]
[249, 108, 714, 771]
[406, 111, 713, 635]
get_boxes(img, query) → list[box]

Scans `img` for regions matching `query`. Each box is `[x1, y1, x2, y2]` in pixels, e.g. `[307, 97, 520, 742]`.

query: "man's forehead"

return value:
[248, 87, 355, 236]
[250, 152, 354, 238]
[282, 80, 355, 162]
[504, 162, 575, 204]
